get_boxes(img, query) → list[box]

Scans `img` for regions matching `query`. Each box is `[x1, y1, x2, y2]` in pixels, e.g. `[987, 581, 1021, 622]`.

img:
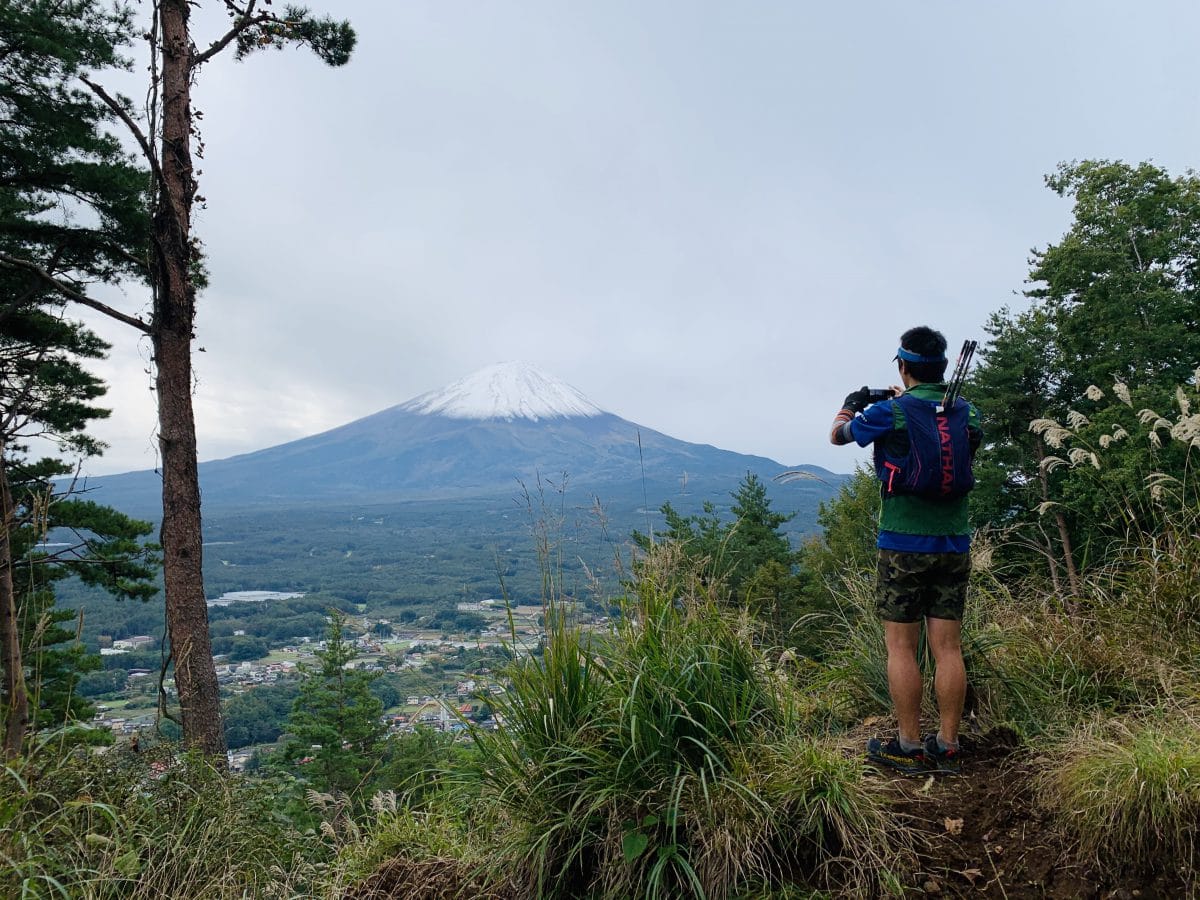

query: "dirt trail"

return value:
[876, 730, 1190, 899]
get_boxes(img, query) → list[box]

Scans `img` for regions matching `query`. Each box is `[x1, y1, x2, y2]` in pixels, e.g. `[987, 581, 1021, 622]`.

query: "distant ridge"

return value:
[82, 363, 843, 516]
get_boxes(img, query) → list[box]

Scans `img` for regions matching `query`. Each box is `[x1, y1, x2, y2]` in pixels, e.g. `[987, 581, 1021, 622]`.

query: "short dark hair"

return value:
[898, 326, 948, 383]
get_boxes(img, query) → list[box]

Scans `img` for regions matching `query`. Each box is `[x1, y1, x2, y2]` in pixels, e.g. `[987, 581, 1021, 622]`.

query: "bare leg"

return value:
[926, 616, 966, 745]
[883, 621, 922, 744]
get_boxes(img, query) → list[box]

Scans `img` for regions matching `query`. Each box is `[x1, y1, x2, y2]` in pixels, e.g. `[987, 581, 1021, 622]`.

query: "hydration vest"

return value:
[874, 393, 976, 500]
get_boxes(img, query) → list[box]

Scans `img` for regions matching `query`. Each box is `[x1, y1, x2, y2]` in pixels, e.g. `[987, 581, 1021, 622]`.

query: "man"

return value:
[829, 326, 981, 775]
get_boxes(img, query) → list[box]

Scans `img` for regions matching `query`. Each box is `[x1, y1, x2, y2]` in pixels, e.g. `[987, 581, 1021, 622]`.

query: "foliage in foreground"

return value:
[279, 608, 385, 803]
[1039, 713, 1200, 877]
[458, 544, 909, 899]
[0, 743, 326, 899]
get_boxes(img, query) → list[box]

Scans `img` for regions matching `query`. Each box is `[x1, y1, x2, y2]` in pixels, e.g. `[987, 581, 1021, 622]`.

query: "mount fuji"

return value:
[84, 362, 839, 516]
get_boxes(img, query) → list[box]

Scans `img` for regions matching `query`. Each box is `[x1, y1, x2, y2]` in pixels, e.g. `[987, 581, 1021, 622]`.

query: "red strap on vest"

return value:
[883, 461, 900, 494]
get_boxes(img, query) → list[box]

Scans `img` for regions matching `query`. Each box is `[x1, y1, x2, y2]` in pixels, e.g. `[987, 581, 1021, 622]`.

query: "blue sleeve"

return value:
[848, 400, 895, 448]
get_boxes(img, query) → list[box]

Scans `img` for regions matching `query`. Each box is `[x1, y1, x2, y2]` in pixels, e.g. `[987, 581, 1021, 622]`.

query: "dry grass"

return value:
[0, 744, 328, 899]
[342, 856, 520, 900]
[1038, 712, 1200, 877]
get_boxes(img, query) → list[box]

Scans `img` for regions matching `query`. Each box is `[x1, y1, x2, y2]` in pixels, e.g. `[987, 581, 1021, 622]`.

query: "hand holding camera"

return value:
[843, 386, 898, 413]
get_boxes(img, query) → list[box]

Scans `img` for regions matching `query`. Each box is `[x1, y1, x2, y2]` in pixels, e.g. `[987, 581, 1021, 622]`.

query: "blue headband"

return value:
[895, 346, 947, 364]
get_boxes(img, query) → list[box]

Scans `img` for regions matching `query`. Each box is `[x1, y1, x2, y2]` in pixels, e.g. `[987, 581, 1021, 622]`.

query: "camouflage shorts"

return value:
[875, 549, 971, 623]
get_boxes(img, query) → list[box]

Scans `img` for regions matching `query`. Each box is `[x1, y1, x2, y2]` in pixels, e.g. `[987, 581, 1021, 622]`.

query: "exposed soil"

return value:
[344, 856, 520, 900]
[875, 728, 1194, 899]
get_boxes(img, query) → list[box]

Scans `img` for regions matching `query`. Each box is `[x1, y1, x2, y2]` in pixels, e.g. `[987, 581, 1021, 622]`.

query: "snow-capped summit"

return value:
[400, 361, 604, 422]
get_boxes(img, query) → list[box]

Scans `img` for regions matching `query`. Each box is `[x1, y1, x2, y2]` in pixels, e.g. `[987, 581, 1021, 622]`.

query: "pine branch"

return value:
[194, 0, 268, 67]
[80, 77, 164, 188]
[103, 243, 152, 277]
[0, 251, 152, 334]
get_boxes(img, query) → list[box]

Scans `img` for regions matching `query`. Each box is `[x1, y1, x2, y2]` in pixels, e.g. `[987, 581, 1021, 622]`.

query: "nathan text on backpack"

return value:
[875, 393, 975, 500]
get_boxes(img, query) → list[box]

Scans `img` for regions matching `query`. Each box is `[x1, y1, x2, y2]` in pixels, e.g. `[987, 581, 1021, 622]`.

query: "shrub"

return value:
[0, 742, 326, 899]
[1039, 714, 1200, 875]
[466, 543, 910, 899]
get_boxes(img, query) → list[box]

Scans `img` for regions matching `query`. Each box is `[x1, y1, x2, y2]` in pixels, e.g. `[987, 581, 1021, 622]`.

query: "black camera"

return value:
[867, 388, 895, 403]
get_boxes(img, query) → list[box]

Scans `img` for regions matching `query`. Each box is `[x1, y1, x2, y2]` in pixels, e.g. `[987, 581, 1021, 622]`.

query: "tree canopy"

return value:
[967, 160, 1200, 592]
[0, 0, 155, 758]
[1, 0, 357, 757]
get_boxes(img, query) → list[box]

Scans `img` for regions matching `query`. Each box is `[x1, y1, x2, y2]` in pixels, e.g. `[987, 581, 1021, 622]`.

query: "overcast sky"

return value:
[73, 0, 1200, 477]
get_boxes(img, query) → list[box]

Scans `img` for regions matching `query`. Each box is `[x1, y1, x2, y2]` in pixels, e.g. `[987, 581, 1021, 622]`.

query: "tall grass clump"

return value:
[974, 386, 1200, 737]
[1039, 713, 1200, 876]
[0, 741, 326, 899]
[799, 518, 1166, 740]
[471, 599, 613, 896]
[469, 542, 909, 899]
[974, 602, 1145, 736]
[1084, 501, 1200, 660]
[327, 790, 520, 900]
[1030, 377, 1199, 608]
[1018, 380, 1200, 878]
[949, 558, 1160, 737]
[1007, 378, 1200, 713]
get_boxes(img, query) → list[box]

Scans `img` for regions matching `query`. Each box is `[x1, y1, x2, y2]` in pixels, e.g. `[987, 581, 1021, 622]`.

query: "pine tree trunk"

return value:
[153, 0, 224, 759]
[0, 449, 28, 758]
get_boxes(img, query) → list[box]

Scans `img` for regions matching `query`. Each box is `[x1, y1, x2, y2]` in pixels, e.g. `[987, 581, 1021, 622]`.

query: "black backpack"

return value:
[874, 393, 975, 500]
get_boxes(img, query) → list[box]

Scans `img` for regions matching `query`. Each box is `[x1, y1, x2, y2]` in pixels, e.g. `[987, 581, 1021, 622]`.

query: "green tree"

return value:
[967, 307, 1083, 595]
[0, 313, 162, 754]
[371, 621, 394, 638]
[120, 0, 355, 758]
[2, 0, 356, 758]
[969, 160, 1200, 591]
[76, 668, 127, 697]
[223, 680, 298, 750]
[282, 610, 384, 798]
[0, 0, 151, 757]
[726, 472, 794, 589]
[15, 497, 157, 742]
[225, 636, 269, 662]
[1032, 160, 1200, 398]
[787, 467, 881, 655]
[796, 467, 879, 594]
[376, 727, 465, 804]
[0, 0, 150, 305]
[635, 473, 802, 640]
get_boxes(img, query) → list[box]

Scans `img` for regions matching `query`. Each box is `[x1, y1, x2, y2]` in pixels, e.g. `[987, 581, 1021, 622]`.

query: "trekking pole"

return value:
[946, 339, 976, 406]
[943, 339, 976, 408]
[941, 339, 977, 411]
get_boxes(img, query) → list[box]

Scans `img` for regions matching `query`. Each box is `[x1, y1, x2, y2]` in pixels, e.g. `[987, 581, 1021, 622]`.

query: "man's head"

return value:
[895, 326, 948, 384]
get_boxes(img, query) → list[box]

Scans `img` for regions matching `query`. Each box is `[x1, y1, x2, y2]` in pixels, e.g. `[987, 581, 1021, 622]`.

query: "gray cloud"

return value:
[72, 0, 1200, 477]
